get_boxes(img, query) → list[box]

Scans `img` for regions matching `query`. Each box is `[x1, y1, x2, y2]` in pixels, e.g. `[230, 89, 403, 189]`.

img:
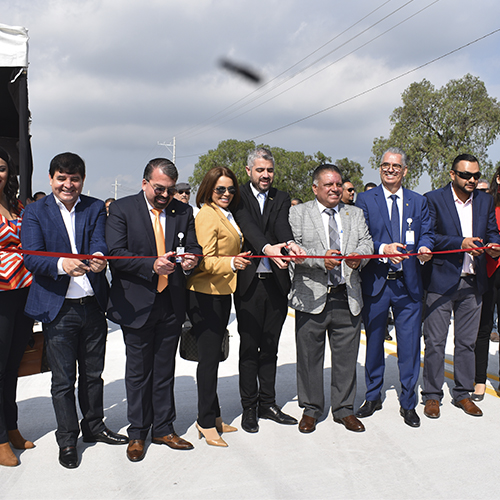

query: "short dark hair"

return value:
[312, 164, 342, 185]
[195, 166, 240, 210]
[0, 147, 20, 214]
[143, 158, 178, 182]
[364, 182, 377, 191]
[49, 152, 86, 178]
[452, 153, 479, 170]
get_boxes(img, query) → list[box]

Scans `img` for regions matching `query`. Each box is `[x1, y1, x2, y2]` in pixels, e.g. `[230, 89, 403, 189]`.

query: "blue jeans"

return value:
[43, 298, 107, 448]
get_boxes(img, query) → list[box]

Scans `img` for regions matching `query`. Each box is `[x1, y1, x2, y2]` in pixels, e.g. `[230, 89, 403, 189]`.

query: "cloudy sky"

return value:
[2, 0, 500, 200]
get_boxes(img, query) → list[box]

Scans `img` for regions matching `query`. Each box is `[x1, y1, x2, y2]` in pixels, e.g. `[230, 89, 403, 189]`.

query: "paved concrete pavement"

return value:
[2, 309, 500, 500]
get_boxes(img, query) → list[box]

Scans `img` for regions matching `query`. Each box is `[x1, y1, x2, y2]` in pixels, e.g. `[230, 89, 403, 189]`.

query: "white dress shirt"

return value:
[451, 184, 475, 275]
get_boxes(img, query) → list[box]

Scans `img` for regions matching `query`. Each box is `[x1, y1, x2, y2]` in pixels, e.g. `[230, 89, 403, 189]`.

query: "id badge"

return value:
[405, 231, 415, 245]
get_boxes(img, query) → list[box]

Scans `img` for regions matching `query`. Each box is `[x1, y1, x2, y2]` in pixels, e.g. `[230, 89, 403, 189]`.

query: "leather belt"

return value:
[327, 283, 346, 294]
[65, 296, 96, 305]
[387, 270, 404, 280]
[256, 272, 271, 279]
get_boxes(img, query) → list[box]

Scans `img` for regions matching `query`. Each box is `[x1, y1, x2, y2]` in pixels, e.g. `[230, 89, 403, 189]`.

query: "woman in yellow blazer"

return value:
[187, 166, 250, 447]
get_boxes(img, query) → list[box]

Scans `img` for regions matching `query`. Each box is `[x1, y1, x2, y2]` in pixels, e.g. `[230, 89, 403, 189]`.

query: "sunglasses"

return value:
[214, 186, 236, 195]
[147, 180, 177, 196]
[346, 188, 355, 193]
[177, 190, 190, 195]
[452, 170, 481, 181]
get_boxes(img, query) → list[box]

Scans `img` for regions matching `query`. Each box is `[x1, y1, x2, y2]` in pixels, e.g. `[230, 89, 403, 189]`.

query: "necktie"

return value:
[257, 192, 272, 271]
[390, 194, 401, 271]
[152, 208, 168, 292]
[324, 208, 341, 286]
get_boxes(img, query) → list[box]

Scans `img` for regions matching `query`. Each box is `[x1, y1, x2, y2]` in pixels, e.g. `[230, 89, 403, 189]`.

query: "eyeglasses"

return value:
[177, 190, 190, 195]
[214, 186, 236, 195]
[346, 188, 355, 193]
[147, 180, 177, 196]
[452, 170, 481, 181]
[380, 162, 403, 172]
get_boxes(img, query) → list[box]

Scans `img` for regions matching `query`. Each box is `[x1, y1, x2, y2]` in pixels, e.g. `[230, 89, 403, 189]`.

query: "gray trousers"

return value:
[295, 288, 361, 420]
[422, 276, 482, 403]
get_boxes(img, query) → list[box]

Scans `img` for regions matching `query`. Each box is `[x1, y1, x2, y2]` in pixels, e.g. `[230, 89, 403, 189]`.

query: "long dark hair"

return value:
[490, 165, 500, 208]
[195, 166, 240, 211]
[0, 148, 20, 214]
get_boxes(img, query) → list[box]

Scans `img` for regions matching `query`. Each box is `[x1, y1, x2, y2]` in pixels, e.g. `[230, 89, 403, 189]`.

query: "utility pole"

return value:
[158, 136, 176, 164]
[113, 178, 121, 199]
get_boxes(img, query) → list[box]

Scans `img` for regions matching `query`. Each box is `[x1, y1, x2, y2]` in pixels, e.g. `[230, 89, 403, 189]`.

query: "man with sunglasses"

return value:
[341, 180, 356, 205]
[106, 158, 201, 461]
[421, 153, 500, 419]
[355, 147, 434, 427]
[233, 147, 306, 433]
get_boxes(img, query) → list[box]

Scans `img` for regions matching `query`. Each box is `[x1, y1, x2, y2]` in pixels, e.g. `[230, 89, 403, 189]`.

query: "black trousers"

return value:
[122, 290, 180, 440]
[0, 288, 34, 444]
[234, 275, 288, 409]
[188, 290, 231, 429]
[475, 267, 500, 383]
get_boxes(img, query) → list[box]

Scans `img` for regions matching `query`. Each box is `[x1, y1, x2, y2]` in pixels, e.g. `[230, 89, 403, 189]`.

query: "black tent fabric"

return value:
[0, 66, 33, 203]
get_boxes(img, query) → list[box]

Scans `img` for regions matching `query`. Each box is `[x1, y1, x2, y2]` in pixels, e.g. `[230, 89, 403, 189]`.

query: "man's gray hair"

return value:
[381, 147, 407, 167]
[247, 147, 274, 169]
[143, 158, 178, 182]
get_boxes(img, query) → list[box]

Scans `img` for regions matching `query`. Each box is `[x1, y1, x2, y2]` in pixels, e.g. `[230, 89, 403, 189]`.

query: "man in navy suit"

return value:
[422, 153, 500, 419]
[106, 158, 201, 462]
[22, 152, 128, 469]
[355, 147, 434, 427]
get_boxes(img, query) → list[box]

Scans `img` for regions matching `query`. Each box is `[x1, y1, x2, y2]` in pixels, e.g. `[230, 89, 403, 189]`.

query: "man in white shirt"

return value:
[422, 153, 500, 419]
[22, 152, 128, 469]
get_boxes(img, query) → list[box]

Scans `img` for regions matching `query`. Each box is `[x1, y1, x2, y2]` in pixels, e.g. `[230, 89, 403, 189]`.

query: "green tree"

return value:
[190, 140, 332, 202]
[371, 74, 500, 189]
[335, 157, 364, 192]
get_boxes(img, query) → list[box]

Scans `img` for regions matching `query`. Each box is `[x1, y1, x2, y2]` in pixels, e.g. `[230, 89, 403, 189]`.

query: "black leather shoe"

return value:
[258, 404, 298, 425]
[241, 407, 259, 433]
[59, 446, 78, 469]
[400, 408, 420, 428]
[355, 399, 382, 418]
[82, 427, 129, 445]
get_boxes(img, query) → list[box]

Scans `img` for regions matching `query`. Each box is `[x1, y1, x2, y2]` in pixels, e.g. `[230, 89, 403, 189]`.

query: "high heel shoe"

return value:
[8, 429, 35, 450]
[0, 442, 19, 467]
[195, 423, 228, 447]
[215, 417, 238, 434]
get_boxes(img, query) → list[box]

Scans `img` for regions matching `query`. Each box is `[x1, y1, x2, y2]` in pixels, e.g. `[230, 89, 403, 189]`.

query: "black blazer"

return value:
[106, 192, 201, 329]
[233, 182, 294, 296]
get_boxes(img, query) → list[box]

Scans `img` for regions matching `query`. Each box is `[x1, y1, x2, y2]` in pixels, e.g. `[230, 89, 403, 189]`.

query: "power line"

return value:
[182, 0, 440, 141]
[174, 0, 404, 141]
[250, 28, 500, 141]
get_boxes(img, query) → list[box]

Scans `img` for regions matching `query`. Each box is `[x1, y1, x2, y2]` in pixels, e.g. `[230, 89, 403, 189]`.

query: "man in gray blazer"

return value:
[289, 164, 373, 434]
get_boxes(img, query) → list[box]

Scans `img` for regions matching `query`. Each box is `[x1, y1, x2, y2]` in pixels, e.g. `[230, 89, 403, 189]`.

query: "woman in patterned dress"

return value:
[0, 147, 34, 467]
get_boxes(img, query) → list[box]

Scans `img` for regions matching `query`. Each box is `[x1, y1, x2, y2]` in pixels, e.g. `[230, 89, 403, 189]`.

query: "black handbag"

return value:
[179, 326, 230, 362]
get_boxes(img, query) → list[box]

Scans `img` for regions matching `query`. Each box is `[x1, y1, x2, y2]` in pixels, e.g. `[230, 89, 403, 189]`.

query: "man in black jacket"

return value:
[233, 147, 305, 433]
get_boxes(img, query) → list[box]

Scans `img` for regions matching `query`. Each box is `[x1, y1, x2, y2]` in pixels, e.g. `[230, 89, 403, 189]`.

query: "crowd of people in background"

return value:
[2, 144, 500, 469]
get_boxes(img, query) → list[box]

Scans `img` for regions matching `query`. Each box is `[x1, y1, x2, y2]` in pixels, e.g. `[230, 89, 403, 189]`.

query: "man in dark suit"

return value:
[355, 147, 434, 427]
[233, 147, 305, 433]
[422, 153, 500, 419]
[22, 152, 128, 469]
[289, 164, 373, 434]
[106, 158, 201, 462]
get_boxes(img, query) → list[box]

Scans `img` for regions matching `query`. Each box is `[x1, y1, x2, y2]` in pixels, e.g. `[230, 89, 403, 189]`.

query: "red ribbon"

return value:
[0, 246, 496, 261]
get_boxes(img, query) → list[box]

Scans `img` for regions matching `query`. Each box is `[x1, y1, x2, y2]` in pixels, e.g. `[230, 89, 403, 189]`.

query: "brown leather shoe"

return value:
[453, 397, 483, 416]
[127, 439, 145, 462]
[333, 414, 365, 432]
[152, 433, 194, 450]
[423, 399, 440, 419]
[298, 414, 317, 434]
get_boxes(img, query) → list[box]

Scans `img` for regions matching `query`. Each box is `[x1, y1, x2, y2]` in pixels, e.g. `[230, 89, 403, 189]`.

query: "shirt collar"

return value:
[382, 185, 403, 200]
[316, 199, 339, 214]
[55, 196, 80, 213]
[143, 192, 164, 213]
[451, 184, 473, 205]
[249, 183, 268, 199]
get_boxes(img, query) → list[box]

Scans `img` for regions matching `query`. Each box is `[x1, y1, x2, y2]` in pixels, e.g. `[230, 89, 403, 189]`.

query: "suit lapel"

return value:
[441, 184, 462, 235]
[45, 195, 72, 250]
[310, 202, 328, 249]
[136, 192, 157, 252]
[212, 204, 241, 243]
[402, 188, 411, 236]
[339, 203, 351, 253]
[374, 186, 392, 236]
[472, 190, 480, 235]
[74, 199, 85, 252]
[262, 187, 277, 229]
